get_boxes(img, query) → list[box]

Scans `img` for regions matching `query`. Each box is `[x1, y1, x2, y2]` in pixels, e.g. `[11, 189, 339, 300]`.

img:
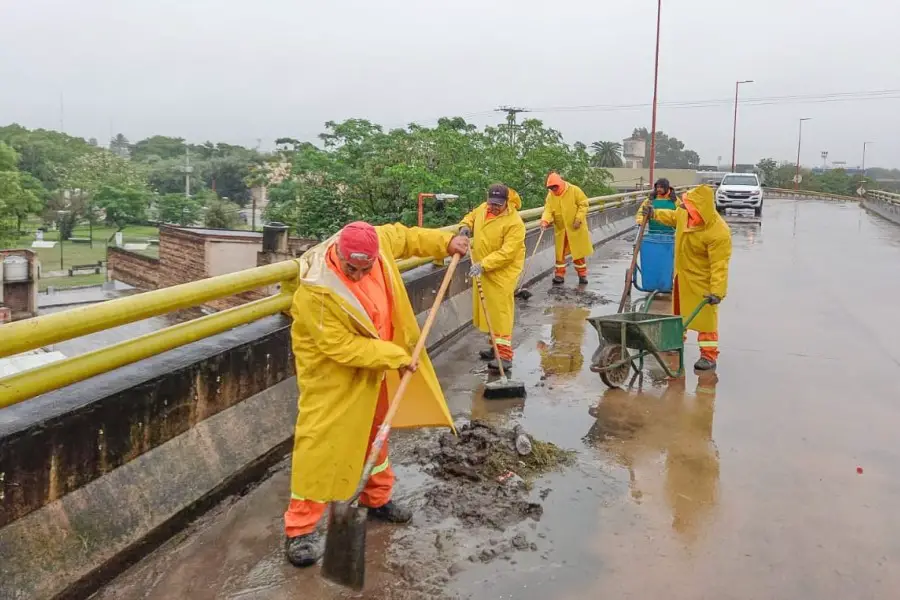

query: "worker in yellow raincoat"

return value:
[459, 184, 526, 372]
[541, 172, 593, 285]
[284, 221, 469, 567]
[642, 185, 732, 371]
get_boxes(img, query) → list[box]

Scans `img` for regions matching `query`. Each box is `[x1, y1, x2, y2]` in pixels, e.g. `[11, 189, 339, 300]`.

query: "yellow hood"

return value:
[508, 188, 522, 211]
[686, 185, 720, 227]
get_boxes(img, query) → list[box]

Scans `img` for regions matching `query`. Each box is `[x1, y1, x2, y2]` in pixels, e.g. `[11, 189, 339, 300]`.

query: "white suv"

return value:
[715, 173, 764, 217]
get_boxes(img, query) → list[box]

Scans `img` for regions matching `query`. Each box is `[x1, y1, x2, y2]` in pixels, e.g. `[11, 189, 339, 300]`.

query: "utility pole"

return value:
[862, 142, 872, 180]
[794, 118, 811, 191]
[182, 146, 194, 198]
[648, 0, 662, 185]
[495, 106, 529, 146]
[731, 80, 754, 172]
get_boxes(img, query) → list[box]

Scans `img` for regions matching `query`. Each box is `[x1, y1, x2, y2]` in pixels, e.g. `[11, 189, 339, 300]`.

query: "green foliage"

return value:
[755, 158, 778, 185]
[157, 193, 203, 226]
[63, 150, 147, 194]
[0, 124, 100, 191]
[630, 128, 700, 169]
[129, 136, 189, 162]
[94, 184, 150, 230]
[201, 192, 242, 229]
[0, 142, 43, 237]
[265, 117, 612, 240]
[590, 141, 624, 168]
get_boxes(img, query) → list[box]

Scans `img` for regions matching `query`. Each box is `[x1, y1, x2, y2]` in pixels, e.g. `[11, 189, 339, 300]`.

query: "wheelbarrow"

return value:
[587, 299, 710, 388]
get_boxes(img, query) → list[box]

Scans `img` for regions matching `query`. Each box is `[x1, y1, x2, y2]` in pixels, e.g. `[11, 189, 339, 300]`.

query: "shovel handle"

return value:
[350, 253, 461, 503]
[617, 217, 649, 314]
[514, 227, 545, 295]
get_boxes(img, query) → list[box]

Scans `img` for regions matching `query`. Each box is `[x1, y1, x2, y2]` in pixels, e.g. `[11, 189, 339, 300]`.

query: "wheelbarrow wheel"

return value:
[595, 344, 631, 388]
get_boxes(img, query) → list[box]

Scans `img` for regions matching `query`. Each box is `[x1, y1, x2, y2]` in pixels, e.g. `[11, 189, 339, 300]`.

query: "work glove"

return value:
[458, 226, 472, 238]
[573, 219, 582, 230]
[540, 220, 551, 231]
[705, 294, 721, 305]
[468, 262, 484, 278]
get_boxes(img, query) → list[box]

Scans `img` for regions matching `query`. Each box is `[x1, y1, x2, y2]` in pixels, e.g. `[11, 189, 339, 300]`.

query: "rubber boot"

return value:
[488, 358, 513, 372]
[693, 357, 717, 371]
[479, 348, 495, 360]
[578, 275, 588, 285]
[365, 500, 413, 524]
[552, 276, 565, 285]
[284, 531, 323, 567]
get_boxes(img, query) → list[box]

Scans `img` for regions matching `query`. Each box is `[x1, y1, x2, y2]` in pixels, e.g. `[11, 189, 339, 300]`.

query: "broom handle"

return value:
[349, 253, 461, 503]
[514, 227, 545, 294]
[474, 275, 509, 382]
[617, 216, 649, 314]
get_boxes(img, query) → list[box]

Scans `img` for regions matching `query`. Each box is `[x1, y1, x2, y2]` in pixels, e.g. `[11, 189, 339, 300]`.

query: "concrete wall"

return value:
[106, 247, 160, 290]
[0, 200, 639, 600]
[863, 194, 900, 226]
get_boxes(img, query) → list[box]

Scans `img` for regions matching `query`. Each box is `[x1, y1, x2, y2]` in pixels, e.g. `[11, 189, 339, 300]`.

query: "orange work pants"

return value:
[491, 334, 513, 361]
[672, 277, 719, 361]
[284, 383, 395, 538]
[554, 235, 587, 278]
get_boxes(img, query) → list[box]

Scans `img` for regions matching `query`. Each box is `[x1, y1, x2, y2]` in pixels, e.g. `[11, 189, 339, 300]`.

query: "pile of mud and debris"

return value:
[547, 285, 610, 307]
[412, 421, 575, 530]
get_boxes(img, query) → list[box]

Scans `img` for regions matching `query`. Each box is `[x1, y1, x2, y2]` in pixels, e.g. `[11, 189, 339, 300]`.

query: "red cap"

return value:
[337, 221, 379, 266]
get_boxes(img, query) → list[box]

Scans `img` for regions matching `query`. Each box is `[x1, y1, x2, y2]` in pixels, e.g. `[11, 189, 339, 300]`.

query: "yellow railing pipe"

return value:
[0, 294, 291, 409]
[0, 260, 300, 359]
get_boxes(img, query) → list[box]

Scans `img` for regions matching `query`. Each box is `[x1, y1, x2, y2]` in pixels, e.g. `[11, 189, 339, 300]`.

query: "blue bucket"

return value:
[634, 233, 674, 293]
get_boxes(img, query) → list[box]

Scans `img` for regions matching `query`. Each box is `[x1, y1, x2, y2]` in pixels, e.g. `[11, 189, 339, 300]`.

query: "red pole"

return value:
[417, 193, 425, 227]
[731, 81, 739, 172]
[648, 0, 662, 186]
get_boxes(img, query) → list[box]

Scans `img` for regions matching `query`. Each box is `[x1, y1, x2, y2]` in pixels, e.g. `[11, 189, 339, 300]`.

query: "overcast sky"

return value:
[2, 0, 897, 168]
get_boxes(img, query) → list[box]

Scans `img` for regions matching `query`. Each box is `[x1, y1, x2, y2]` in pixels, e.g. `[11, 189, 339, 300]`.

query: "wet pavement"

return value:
[93, 198, 900, 600]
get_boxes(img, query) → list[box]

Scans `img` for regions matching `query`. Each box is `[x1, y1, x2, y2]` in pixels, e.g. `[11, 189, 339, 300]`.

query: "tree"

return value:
[110, 133, 131, 158]
[0, 142, 42, 233]
[63, 150, 147, 195]
[630, 128, 700, 169]
[590, 141, 624, 168]
[157, 193, 203, 226]
[755, 158, 777, 186]
[0, 124, 100, 192]
[93, 184, 149, 230]
[129, 136, 188, 162]
[201, 192, 242, 229]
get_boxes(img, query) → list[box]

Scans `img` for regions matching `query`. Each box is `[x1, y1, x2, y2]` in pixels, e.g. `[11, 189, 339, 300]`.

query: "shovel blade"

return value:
[321, 502, 368, 590]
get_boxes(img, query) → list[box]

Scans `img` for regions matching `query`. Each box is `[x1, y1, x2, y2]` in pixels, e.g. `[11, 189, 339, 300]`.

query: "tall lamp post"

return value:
[862, 142, 873, 181]
[56, 210, 71, 270]
[731, 80, 754, 172]
[794, 118, 811, 191]
[648, 0, 662, 185]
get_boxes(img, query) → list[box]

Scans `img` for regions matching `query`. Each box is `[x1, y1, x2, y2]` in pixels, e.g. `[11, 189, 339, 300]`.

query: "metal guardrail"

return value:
[766, 187, 861, 201]
[866, 190, 900, 205]
[0, 188, 663, 408]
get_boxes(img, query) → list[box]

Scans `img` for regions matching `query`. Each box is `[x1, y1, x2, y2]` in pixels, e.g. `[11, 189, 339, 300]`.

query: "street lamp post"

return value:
[56, 210, 71, 271]
[794, 118, 811, 191]
[862, 142, 872, 181]
[731, 80, 754, 172]
[648, 0, 662, 185]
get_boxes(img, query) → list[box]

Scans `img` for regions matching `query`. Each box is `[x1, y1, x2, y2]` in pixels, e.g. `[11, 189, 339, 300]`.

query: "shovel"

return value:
[514, 227, 547, 301]
[321, 253, 462, 591]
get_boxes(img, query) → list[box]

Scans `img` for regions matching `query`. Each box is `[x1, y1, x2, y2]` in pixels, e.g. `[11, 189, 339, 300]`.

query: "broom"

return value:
[474, 276, 527, 399]
[321, 254, 461, 591]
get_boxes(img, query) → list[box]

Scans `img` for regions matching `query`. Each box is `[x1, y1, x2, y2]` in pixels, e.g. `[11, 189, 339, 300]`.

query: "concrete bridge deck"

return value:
[90, 197, 900, 600]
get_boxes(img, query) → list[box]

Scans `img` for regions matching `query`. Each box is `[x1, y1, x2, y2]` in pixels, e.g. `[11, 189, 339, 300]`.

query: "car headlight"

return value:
[750, 191, 761, 197]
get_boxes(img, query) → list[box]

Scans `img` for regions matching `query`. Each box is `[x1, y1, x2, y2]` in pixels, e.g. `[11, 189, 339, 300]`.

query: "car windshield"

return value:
[722, 175, 758, 186]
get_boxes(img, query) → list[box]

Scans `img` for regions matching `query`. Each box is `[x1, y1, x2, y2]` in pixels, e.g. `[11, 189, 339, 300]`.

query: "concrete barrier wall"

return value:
[0, 200, 639, 600]
[863, 194, 900, 226]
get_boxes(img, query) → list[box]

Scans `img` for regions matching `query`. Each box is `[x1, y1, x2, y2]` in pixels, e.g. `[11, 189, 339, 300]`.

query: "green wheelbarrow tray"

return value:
[587, 299, 710, 387]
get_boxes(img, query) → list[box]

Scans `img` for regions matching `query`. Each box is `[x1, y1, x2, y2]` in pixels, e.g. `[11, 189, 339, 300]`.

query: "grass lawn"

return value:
[38, 272, 107, 291]
[10, 221, 159, 271]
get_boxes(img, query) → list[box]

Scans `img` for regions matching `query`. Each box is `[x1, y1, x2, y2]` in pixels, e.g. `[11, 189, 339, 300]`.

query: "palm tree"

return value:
[590, 141, 624, 168]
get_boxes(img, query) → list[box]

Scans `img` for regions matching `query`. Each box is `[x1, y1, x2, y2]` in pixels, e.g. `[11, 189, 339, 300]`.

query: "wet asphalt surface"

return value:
[93, 199, 900, 600]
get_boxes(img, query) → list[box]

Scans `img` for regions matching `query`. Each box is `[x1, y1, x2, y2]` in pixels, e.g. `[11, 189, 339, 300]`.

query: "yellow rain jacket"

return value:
[541, 179, 593, 261]
[288, 223, 455, 502]
[652, 186, 732, 333]
[459, 189, 526, 337]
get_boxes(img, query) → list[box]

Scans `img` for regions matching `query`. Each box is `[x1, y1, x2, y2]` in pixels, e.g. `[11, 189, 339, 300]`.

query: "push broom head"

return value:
[321, 501, 368, 590]
[514, 288, 533, 300]
[484, 377, 527, 399]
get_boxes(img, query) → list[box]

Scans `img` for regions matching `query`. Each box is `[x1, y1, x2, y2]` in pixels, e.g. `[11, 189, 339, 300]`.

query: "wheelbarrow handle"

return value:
[682, 298, 712, 329]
